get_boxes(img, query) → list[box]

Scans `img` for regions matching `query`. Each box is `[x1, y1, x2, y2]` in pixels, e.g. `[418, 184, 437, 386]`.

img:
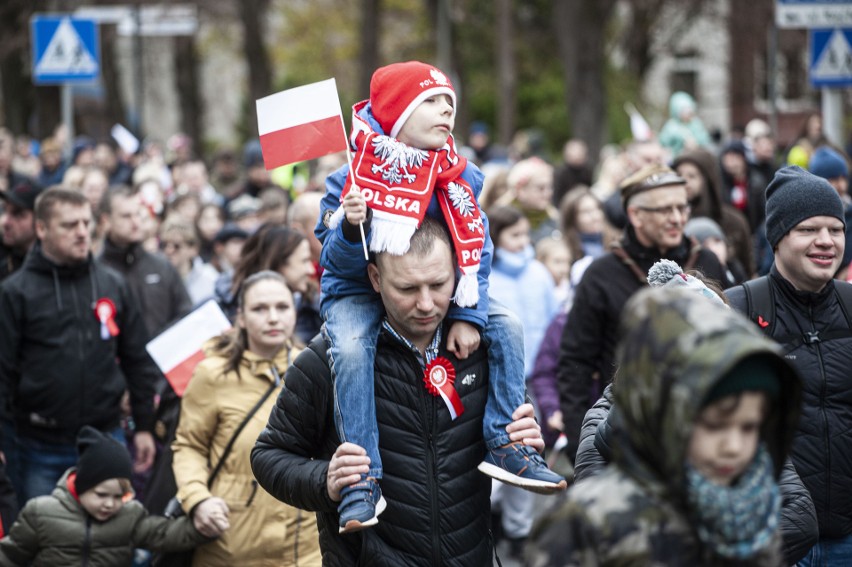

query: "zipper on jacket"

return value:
[413, 349, 443, 567]
[71, 281, 86, 428]
[426, 389, 442, 567]
[810, 305, 832, 521]
[82, 516, 92, 567]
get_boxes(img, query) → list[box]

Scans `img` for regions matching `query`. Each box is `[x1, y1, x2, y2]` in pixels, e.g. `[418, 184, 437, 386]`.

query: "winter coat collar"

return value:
[769, 264, 835, 312]
[101, 238, 145, 268]
[25, 241, 92, 278]
[619, 225, 694, 273]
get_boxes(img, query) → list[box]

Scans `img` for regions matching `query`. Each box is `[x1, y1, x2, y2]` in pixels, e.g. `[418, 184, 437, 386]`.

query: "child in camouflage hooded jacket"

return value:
[528, 286, 802, 566]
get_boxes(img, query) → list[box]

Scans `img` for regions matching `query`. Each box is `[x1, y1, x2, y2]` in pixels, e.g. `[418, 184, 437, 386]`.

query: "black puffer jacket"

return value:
[573, 383, 818, 565]
[728, 267, 852, 539]
[0, 245, 157, 443]
[558, 228, 726, 454]
[252, 326, 493, 567]
[99, 239, 192, 337]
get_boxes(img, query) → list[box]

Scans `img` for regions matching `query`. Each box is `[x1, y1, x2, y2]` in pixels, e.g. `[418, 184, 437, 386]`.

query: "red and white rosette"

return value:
[423, 357, 464, 420]
[94, 298, 120, 340]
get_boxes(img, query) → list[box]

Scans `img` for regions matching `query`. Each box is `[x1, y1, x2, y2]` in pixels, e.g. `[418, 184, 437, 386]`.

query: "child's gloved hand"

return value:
[343, 186, 367, 225]
[447, 321, 480, 359]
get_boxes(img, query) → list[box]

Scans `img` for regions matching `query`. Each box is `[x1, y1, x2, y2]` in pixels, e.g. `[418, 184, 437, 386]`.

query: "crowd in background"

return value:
[0, 86, 850, 564]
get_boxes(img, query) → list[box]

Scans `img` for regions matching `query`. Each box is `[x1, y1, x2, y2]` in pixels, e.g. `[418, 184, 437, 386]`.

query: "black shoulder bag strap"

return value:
[206, 365, 282, 488]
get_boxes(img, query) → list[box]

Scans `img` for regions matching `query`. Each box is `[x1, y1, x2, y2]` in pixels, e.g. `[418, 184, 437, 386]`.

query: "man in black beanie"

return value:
[726, 165, 852, 564]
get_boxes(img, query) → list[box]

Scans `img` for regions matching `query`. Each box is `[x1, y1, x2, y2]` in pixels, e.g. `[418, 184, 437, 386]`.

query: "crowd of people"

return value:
[0, 58, 849, 566]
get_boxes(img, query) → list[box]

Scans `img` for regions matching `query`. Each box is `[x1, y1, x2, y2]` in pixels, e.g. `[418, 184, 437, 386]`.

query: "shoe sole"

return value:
[477, 462, 568, 494]
[339, 496, 388, 534]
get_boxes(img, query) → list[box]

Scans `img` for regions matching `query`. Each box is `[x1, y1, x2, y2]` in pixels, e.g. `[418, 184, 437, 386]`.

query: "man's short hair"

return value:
[34, 187, 90, 224]
[99, 185, 136, 217]
[375, 217, 453, 267]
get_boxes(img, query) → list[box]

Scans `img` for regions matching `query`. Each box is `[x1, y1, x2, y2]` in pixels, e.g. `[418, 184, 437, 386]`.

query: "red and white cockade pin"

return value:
[94, 298, 120, 340]
[423, 356, 464, 420]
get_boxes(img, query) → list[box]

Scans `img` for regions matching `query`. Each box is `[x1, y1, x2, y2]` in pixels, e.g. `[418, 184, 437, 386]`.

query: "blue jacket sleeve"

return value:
[315, 165, 375, 298]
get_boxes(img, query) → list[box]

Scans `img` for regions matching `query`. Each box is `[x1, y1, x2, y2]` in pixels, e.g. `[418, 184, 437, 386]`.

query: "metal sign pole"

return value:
[822, 87, 844, 145]
[61, 84, 75, 161]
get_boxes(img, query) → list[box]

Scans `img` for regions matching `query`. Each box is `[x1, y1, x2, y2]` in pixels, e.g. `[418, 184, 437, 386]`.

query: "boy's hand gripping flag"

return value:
[256, 79, 348, 170]
[256, 79, 369, 259]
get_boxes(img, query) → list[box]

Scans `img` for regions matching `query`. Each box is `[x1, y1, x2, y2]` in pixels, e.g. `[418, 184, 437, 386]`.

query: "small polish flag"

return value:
[256, 78, 348, 170]
[625, 102, 654, 142]
[145, 300, 232, 397]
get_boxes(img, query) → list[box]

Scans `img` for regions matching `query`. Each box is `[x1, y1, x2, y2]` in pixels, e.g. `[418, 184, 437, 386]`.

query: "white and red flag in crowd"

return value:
[145, 300, 232, 397]
[256, 78, 348, 170]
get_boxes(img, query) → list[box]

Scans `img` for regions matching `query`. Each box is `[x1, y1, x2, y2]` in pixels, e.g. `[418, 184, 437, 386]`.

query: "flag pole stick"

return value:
[340, 118, 369, 261]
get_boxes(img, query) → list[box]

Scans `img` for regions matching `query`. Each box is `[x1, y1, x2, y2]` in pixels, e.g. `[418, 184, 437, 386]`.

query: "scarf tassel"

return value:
[453, 272, 479, 307]
[369, 217, 417, 256]
[327, 207, 345, 230]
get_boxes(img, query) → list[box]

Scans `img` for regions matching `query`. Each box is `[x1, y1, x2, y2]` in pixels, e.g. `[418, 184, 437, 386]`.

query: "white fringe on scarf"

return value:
[453, 271, 479, 307]
[327, 207, 345, 230]
[369, 216, 418, 256]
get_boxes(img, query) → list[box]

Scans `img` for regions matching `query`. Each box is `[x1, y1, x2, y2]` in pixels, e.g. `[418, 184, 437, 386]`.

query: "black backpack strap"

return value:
[742, 276, 775, 335]
[833, 281, 852, 329]
[803, 282, 852, 345]
[745, 278, 852, 351]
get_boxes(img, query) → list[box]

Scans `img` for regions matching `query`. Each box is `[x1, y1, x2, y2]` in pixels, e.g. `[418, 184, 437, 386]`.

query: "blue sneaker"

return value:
[338, 477, 387, 534]
[478, 442, 568, 494]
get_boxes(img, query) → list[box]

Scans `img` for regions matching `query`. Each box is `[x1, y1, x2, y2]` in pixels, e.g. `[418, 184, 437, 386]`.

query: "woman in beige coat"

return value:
[172, 270, 321, 566]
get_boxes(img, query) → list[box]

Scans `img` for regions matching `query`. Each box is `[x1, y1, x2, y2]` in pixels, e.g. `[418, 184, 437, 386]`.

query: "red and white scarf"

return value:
[337, 101, 485, 307]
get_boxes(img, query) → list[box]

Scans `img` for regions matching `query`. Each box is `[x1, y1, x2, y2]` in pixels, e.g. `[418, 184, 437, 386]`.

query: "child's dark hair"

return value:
[486, 205, 525, 244]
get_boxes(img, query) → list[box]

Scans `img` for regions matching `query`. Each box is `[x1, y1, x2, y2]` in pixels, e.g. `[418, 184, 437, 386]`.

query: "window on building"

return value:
[670, 51, 699, 100]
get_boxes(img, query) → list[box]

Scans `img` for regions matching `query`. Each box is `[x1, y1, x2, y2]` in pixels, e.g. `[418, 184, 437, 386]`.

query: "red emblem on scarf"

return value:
[423, 357, 464, 419]
[94, 298, 120, 339]
[341, 101, 485, 308]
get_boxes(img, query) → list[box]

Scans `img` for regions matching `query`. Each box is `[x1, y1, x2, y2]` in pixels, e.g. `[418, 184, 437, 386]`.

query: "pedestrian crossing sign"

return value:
[809, 28, 852, 87]
[31, 16, 100, 84]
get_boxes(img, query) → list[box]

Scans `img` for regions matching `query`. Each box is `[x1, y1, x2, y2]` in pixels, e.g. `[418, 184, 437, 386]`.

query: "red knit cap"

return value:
[370, 61, 456, 139]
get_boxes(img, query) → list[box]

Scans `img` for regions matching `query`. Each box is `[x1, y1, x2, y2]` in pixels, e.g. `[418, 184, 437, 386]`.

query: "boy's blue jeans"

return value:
[797, 535, 852, 566]
[323, 294, 524, 481]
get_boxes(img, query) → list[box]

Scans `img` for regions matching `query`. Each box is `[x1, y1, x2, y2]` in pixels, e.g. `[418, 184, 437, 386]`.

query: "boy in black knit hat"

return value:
[0, 426, 210, 565]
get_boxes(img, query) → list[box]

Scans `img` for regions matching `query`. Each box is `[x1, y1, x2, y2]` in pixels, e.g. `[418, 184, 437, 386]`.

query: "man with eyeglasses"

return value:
[557, 164, 725, 462]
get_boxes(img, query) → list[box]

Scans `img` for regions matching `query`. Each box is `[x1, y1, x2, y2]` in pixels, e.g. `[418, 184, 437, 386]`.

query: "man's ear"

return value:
[625, 205, 642, 229]
[35, 219, 46, 241]
[99, 211, 111, 234]
[367, 262, 381, 293]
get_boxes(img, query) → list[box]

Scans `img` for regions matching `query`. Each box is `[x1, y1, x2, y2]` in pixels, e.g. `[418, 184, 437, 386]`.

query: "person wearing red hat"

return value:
[303, 61, 566, 536]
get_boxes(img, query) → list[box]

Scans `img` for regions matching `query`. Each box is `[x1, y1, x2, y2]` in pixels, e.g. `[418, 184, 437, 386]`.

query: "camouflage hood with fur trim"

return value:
[608, 286, 802, 504]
